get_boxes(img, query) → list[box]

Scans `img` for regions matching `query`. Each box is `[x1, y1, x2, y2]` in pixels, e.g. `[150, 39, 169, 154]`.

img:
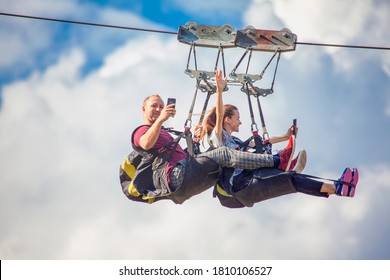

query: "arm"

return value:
[214, 70, 227, 142]
[269, 125, 297, 144]
[139, 104, 176, 150]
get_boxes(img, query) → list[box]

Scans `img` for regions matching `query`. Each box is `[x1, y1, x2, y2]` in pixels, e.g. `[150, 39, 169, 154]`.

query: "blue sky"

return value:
[1, 0, 390, 260]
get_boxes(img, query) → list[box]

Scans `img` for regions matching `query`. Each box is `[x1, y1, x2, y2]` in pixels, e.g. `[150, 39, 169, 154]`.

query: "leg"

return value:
[170, 155, 220, 204]
[320, 183, 336, 195]
[200, 146, 274, 169]
[292, 174, 329, 198]
[231, 168, 297, 206]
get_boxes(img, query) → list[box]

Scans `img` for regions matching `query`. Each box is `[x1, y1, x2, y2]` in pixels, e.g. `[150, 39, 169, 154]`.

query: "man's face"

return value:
[143, 96, 164, 124]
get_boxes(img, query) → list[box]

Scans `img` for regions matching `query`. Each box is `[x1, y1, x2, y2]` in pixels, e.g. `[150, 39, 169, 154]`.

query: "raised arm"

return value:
[214, 69, 227, 141]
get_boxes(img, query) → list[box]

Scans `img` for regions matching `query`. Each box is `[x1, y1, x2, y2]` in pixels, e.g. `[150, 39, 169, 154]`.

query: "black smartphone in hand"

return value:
[167, 98, 176, 108]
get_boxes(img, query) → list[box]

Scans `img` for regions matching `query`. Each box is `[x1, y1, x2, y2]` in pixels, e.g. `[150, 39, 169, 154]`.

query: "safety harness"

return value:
[119, 125, 187, 203]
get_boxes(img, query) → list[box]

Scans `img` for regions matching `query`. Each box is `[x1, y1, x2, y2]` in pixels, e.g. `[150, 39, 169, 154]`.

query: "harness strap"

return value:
[184, 127, 195, 156]
[255, 94, 272, 154]
[162, 127, 197, 165]
[184, 79, 201, 156]
[132, 125, 184, 162]
[244, 80, 264, 154]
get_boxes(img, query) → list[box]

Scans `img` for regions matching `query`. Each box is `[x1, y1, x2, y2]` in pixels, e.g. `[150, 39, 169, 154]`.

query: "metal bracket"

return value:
[184, 70, 216, 92]
[235, 27, 297, 52]
[241, 84, 274, 97]
[178, 22, 236, 48]
[184, 69, 215, 80]
[229, 72, 261, 84]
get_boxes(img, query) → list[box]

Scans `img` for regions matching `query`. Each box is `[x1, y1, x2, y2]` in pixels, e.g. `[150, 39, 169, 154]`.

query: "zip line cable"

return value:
[0, 12, 177, 35]
[295, 41, 390, 51]
[1, 12, 390, 51]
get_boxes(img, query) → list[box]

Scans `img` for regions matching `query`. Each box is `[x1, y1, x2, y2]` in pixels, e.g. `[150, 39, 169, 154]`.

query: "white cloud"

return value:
[0, 0, 169, 71]
[0, 0, 80, 68]
[244, 0, 390, 72]
[273, 0, 369, 42]
[243, 0, 283, 29]
[1, 30, 390, 259]
[0, 17, 54, 68]
[1, 0, 80, 16]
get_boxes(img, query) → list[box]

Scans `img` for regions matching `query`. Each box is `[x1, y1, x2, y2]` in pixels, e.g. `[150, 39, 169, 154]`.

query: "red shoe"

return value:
[277, 136, 295, 171]
[290, 150, 307, 173]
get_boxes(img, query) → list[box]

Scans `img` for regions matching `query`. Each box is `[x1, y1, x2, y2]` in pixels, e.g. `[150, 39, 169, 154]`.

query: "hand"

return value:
[194, 124, 202, 138]
[286, 124, 298, 137]
[159, 104, 176, 122]
[215, 69, 227, 93]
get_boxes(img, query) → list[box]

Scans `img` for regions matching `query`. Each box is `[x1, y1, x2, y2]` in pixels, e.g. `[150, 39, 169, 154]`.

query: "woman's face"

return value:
[225, 109, 242, 133]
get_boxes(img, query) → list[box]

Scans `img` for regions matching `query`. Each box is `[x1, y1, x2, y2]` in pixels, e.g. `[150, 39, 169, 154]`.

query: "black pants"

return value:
[230, 168, 328, 207]
[170, 155, 221, 204]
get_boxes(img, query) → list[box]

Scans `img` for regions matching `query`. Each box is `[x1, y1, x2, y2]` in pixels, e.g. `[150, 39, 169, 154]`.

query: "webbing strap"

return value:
[184, 127, 195, 156]
[162, 127, 190, 160]
[132, 126, 185, 163]
[244, 80, 264, 154]
[255, 94, 272, 154]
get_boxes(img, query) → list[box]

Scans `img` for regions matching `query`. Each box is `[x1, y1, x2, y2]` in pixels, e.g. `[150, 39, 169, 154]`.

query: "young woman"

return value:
[198, 70, 359, 208]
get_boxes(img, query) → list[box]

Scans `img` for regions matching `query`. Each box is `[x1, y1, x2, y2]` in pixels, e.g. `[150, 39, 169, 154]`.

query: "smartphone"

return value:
[167, 98, 176, 108]
[293, 118, 297, 137]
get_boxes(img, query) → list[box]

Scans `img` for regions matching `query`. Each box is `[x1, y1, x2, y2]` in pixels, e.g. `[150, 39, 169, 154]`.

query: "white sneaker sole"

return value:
[293, 149, 307, 173]
[285, 135, 296, 171]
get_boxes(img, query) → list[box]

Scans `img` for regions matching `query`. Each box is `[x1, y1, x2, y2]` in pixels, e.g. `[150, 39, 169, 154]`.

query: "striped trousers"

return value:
[170, 146, 274, 190]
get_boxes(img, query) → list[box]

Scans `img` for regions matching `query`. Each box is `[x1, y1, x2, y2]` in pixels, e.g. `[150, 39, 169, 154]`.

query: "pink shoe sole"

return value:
[349, 168, 359, 197]
[339, 168, 352, 196]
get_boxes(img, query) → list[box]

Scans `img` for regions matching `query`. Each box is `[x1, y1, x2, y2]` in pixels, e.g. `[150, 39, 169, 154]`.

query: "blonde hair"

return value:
[143, 94, 162, 106]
